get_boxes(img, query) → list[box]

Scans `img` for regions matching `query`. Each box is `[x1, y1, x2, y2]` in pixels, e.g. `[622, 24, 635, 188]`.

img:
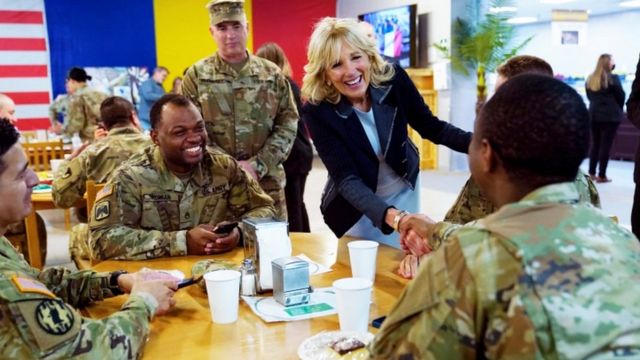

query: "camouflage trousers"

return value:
[68, 223, 91, 262]
[260, 175, 287, 221]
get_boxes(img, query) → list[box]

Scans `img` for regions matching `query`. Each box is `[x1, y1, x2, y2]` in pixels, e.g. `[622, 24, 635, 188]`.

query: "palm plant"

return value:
[434, 0, 532, 113]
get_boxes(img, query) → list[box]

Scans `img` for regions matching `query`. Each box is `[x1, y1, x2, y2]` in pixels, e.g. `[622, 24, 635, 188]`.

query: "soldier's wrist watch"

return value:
[109, 270, 128, 295]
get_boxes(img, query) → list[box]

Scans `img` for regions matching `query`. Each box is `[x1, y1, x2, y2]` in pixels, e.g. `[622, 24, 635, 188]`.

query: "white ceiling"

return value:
[506, 0, 639, 23]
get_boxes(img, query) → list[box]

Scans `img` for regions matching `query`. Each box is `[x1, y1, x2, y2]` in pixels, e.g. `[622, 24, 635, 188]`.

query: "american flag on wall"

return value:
[0, 0, 52, 130]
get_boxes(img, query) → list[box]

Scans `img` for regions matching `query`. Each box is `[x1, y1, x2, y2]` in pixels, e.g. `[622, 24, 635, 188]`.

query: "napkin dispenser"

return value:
[242, 217, 291, 292]
[272, 256, 310, 307]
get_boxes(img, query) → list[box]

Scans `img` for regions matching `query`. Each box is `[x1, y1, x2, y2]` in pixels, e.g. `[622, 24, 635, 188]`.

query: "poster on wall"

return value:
[551, 10, 588, 47]
[85, 67, 150, 105]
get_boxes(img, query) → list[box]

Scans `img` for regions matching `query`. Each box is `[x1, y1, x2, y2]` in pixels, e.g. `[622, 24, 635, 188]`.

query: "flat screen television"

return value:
[358, 4, 417, 68]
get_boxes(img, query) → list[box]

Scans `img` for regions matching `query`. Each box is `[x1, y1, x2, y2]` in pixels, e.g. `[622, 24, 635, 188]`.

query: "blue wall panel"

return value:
[45, 0, 157, 97]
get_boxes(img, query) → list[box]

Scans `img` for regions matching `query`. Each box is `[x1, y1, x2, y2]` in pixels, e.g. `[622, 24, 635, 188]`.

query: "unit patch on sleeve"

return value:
[94, 200, 110, 221]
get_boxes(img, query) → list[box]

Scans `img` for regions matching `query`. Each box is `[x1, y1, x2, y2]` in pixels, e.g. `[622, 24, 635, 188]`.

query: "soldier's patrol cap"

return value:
[67, 67, 92, 82]
[206, 0, 245, 25]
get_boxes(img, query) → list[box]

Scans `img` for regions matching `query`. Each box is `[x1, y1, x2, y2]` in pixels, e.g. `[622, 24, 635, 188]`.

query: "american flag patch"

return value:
[11, 275, 55, 298]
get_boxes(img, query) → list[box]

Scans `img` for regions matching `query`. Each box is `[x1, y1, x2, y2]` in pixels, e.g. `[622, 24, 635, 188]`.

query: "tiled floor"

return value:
[41, 157, 635, 268]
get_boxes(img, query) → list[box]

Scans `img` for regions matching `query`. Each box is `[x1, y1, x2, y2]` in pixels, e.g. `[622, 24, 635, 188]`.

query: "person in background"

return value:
[586, 53, 626, 183]
[48, 81, 71, 129]
[89, 94, 275, 261]
[181, 0, 298, 221]
[628, 52, 640, 239]
[171, 76, 183, 94]
[256, 42, 313, 232]
[302, 17, 471, 248]
[138, 66, 169, 131]
[50, 67, 108, 142]
[370, 74, 640, 359]
[0, 118, 177, 358]
[0, 93, 17, 126]
[52, 96, 151, 263]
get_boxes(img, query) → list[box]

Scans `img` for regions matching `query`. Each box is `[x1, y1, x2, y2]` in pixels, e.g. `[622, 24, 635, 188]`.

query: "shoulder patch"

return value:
[95, 184, 113, 201]
[11, 275, 55, 298]
[61, 167, 72, 179]
[15, 298, 81, 352]
[94, 200, 110, 221]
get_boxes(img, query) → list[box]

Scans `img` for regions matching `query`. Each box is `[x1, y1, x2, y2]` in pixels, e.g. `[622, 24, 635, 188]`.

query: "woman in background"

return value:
[301, 17, 471, 248]
[586, 53, 625, 183]
[256, 42, 313, 232]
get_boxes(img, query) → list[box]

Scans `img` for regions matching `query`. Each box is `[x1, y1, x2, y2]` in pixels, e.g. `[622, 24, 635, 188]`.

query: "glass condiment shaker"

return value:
[240, 258, 257, 296]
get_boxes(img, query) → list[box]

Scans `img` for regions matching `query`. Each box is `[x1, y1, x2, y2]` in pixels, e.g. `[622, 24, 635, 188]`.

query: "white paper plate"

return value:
[297, 331, 374, 360]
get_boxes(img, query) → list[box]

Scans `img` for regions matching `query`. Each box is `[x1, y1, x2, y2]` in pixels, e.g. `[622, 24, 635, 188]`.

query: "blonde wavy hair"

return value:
[302, 17, 395, 105]
[586, 54, 612, 92]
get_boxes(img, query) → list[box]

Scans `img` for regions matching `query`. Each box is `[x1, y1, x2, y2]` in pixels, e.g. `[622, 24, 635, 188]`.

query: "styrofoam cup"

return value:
[203, 270, 241, 324]
[50, 159, 64, 176]
[347, 240, 379, 282]
[333, 277, 373, 333]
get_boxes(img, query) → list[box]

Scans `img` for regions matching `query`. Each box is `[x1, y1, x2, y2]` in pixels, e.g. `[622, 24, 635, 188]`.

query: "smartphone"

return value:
[177, 276, 201, 289]
[371, 316, 386, 329]
[213, 222, 238, 234]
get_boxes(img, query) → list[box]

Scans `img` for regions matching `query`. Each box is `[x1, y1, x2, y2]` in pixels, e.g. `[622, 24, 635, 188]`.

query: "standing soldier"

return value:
[181, 0, 298, 220]
[51, 67, 108, 142]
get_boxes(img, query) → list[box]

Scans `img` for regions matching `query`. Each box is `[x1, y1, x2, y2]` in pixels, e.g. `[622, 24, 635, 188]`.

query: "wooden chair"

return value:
[23, 139, 65, 172]
[74, 180, 105, 270]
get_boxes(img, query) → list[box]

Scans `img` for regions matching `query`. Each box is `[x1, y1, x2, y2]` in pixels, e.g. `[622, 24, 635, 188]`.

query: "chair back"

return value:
[23, 140, 65, 172]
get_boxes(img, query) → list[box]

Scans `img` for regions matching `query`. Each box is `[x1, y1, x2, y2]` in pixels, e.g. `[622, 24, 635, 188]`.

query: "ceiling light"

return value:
[489, 6, 517, 13]
[620, 0, 640, 7]
[507, 16, 538, 24]
[540, 0, 576, 4]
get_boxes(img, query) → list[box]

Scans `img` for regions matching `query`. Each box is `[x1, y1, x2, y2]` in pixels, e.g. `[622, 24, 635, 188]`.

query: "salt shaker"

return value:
[240, 258, 257, 296]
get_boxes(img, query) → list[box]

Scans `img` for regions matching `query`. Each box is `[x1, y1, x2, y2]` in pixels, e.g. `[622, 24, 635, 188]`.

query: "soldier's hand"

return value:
[399, 214, 435, 256]
[238, 160, 259, 181]
[94, 127, 108, 140]
[206, 227, 240, 254]
[186, 225, 218, 255]
[69, 141, 89, 159]
[131, 279, 177, 316]
[397, 254, 420, 279]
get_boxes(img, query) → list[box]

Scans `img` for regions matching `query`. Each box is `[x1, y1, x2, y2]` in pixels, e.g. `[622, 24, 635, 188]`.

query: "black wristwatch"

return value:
[109, 270, 128, 295]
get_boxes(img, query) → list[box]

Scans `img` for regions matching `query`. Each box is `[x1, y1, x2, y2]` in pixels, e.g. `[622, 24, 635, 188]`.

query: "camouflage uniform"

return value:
[89, 145, 275, 260]
[48, 94, 69, 126]
[0, 236, 157, 358]
[51, 126, 151, 260]
[444, 169, 601, 224]
[370, 183, 640, 359]
[64, 86, 108, 142]
[182, 52, 298, 220]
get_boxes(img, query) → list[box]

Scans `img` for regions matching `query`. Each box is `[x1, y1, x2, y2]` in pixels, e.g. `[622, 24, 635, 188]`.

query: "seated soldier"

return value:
[51, 96, 151, 262]
[89, 94, 275, 260]
[0, 118, 177, 358]
[370, 74, 640, 358]
[397, 55, 602, 278]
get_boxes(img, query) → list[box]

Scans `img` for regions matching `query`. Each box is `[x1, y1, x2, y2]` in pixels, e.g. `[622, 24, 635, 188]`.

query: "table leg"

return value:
[24, 208, 43, 268]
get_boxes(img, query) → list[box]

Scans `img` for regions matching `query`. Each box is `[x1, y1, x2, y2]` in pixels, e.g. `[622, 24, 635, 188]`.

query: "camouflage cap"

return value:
[191, 259, 239, 291]
[206, 0, 245, 25]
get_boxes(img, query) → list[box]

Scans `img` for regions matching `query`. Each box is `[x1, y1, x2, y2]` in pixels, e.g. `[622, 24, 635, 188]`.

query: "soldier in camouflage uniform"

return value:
[51, 67, 108, 142]
[89, 94, 275, 260]
[0, 118, 177, 359]
[371, 75, 640, 358]
[48, 94, 69, 127]
[52, 97, 151, 262]
[444, 55, 601, 225]
[181, 0, 298, 220]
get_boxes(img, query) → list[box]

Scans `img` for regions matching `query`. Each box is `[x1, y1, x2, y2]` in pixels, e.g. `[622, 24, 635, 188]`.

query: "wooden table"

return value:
[85, 233, 408, 359]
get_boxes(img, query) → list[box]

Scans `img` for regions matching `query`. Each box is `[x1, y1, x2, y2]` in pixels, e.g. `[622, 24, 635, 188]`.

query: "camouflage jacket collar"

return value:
[334, 83, 393, 119]
[211, 51, 259, 77]
[149, 146, 211, 190]
[518, 182, 580, 206]
[107, 126, 141, 137]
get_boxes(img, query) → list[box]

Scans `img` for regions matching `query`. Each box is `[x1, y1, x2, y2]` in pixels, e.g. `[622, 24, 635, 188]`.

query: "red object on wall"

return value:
[252, 0, 336, 88]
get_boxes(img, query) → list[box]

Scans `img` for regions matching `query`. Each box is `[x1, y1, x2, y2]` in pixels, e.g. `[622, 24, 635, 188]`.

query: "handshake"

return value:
[396, 214, 437, 280]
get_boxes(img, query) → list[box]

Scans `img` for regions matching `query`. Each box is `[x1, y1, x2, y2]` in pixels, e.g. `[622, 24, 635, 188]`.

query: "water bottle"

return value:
[240, 258, 257, 296]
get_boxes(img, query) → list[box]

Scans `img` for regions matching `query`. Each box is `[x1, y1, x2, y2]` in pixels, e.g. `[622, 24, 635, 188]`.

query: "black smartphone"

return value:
[372, 316, 386, 329]
[177, 276, 201, 289]
[213, 222, 238, 234]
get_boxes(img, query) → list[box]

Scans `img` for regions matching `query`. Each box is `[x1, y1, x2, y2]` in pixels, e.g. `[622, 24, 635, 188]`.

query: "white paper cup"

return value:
[333, 277, 373, 333]
[203, 270, 241, 324]
[50, 159, 64, 176]
[347, 240, 379, 282]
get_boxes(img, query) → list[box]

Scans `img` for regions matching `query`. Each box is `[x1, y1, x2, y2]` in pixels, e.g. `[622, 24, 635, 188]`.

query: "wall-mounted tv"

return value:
[358, 4, 417, 68]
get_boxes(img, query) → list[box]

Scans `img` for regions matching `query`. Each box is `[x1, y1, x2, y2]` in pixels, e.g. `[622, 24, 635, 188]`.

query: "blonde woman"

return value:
[586, 54, 626, 183]
[302, 17, 471, 248]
